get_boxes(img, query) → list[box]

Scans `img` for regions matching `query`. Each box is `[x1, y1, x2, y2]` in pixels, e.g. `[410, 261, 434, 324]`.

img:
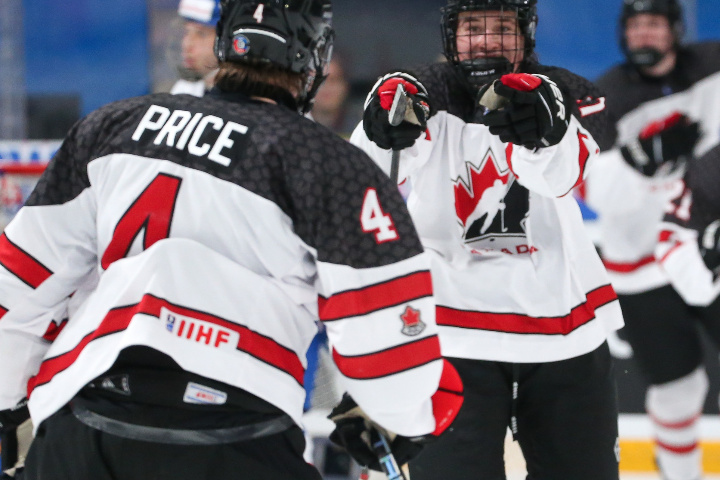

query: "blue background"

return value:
[21, 1, 719, 116]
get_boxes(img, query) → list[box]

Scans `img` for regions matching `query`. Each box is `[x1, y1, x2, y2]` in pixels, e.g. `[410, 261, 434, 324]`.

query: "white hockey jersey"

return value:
[352, 63, 624, 363]
[0, 90, 444, 437]
[655, 144, 720, 306]
[586, 42, 720, 295]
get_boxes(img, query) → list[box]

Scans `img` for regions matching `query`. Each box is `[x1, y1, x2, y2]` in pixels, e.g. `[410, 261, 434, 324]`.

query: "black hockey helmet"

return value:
[214, 0, 334, 113]
[441, 0, 538, 90]
[619, 0, 684, 68]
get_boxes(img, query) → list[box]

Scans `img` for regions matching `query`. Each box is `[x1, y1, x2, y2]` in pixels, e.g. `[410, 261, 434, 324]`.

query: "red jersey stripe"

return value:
[656, 439, 699, 454]
[42, 319, 68, 342]
[332, 335, 441, 379]
[569, 131, 592, 194]
[28, 294, 305, 396]
[650, 412, 700, 430]
[436, 284, 617, 335]
[0, 304, 7, 320]
[318, 271, 432, 321]
[603, 255, 656, 273]
[0, 233, 53, 288]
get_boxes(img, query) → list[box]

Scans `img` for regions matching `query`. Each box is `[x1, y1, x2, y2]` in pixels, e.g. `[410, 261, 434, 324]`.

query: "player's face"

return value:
[181, 21, 219, 77]
[625, 13, 674, 53]
[456, 10, 525, 68]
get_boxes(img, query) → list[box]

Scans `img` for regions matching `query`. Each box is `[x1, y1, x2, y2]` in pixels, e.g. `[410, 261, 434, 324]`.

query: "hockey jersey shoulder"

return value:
[679, 41, 720, 81]
[276, 117, 425, 268]
[26, 95, 155, 207]
[529, 63, 615, 151]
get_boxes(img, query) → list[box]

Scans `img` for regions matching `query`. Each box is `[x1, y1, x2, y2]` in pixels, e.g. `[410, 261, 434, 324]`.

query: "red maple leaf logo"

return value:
[400, 306, 426, 336]
[453, 152, 510, 227]
[401, 306, 421, 326]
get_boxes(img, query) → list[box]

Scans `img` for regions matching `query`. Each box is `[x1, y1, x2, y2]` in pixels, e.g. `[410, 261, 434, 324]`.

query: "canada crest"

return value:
[452, 149, 529, 251]
[400, 306, 425, 336]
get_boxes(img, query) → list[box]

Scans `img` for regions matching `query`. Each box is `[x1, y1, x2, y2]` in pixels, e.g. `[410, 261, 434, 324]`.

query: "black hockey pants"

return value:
[23, 405, 322, 480]
[409, 342, 619, 480]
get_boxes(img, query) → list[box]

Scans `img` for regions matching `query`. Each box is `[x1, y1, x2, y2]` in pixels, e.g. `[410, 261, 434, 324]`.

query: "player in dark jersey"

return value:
[0, 1, 463, 479]
[352, 0, 623, 479]
[585, 1, 720, 478]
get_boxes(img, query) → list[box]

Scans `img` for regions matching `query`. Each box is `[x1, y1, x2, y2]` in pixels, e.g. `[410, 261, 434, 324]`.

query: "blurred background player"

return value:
[349, 0, 623, 478]
[309, 54, 352, 136]
[0, 0, 463, 478]
[585, 1, 720, 479]
[657, 143, 720, 307]
[170, 0, 221, 96]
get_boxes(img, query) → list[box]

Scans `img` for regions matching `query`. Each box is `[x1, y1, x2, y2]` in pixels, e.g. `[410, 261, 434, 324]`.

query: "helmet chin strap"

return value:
[459, 57, 515, 91]
[627, 47, 665, 69]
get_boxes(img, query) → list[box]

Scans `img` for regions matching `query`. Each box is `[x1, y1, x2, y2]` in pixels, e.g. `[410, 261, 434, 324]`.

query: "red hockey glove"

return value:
[327, 360, 463, 471]
[476, 73, 571, 149]
[620, 112, 700, 177]
[363, 72, 431, 150]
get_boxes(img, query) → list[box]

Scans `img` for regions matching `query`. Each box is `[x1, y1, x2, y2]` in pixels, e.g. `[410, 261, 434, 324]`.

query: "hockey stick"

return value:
[388, 83, 408, 185]
[359, 428, 410, 480]
[477, 80, 510, 115]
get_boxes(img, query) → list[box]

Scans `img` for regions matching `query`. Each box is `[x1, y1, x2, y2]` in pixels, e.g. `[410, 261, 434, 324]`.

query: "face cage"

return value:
[442, 6, 534, 89]
[297, 30, 334, 114]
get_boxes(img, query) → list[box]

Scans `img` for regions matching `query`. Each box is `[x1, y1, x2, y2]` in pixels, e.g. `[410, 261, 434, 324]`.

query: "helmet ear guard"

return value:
[441, 0, 538, 90]
[214, 0, 334, 113]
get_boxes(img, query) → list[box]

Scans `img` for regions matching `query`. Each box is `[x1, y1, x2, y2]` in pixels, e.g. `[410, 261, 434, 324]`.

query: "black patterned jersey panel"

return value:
[26, 91, 423, 269]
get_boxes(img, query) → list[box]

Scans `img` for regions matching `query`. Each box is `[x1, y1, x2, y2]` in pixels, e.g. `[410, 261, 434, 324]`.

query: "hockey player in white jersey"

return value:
[0, 1, 463, 478]
[170, 0, 221, 97]
[658, 143, 720, 306]
[349, 0, 624, 478]
[584, 1, 720, 478]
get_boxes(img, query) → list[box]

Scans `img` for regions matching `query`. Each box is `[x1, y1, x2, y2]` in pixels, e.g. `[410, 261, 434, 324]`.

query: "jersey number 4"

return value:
[361, 188, 398, 243]
[101, 173, 182, 269]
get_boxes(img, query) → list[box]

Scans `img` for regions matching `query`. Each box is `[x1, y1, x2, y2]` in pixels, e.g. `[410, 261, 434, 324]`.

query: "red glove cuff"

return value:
[500, 73, 542, 92]
[639, 111, 686, 140]
[430, 359, 464, 436]
[378, 78, 420, 110]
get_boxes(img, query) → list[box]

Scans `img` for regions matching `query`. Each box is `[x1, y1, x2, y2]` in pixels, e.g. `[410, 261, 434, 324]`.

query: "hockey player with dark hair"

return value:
[170, 0, 221, 96]
[584, 1, 720, 478]
[346, 0, 624, 478]
[0, 1, 463, 479]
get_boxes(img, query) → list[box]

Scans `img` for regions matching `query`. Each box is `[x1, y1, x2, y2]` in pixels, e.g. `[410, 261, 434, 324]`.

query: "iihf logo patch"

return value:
[400, 306, 425, 336]
[232, 35, 250, 56]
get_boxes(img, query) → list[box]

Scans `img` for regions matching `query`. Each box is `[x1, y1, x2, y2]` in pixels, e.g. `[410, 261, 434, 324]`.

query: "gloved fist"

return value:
[620, 112, 700, 177]
[476, 73, 570, 149]
[363, 72, 431, 150]
[699, 219, 720, 278]
[328, 360, 463, 471]
[0, 399, 29, 434]
[328, 394, 424, 471]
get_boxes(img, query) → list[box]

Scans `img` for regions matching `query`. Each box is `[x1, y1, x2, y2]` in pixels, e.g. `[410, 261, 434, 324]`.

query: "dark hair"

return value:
[214, 60, 305, 106]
